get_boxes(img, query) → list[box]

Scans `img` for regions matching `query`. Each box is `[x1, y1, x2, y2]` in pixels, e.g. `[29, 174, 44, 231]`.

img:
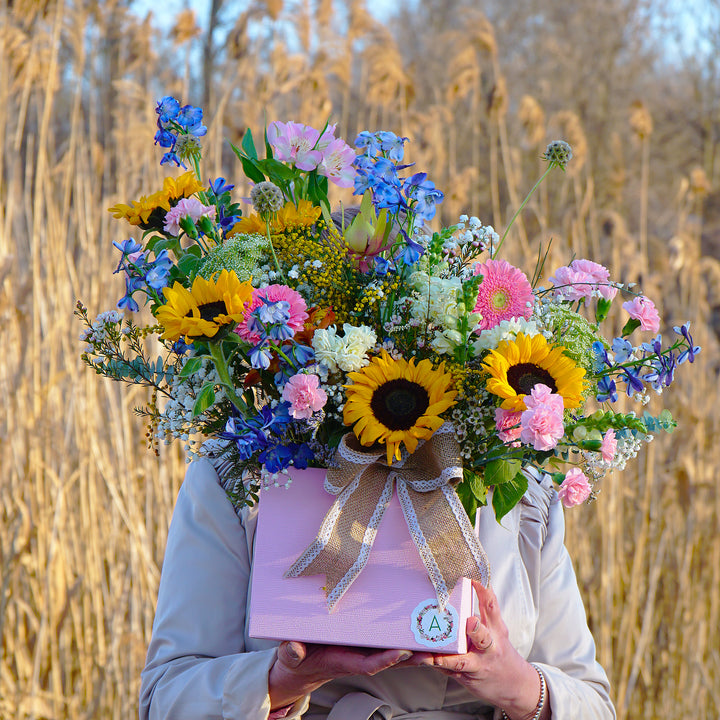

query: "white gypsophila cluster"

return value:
[408, 271, 463, 326]
[155, 356, 226, 459]
[584, 434, 645, 477]
[320, 380, 346, 423]
[312, 323, 377, 374]
[472, 317, 542, 354]
[453, 215, 499, 255]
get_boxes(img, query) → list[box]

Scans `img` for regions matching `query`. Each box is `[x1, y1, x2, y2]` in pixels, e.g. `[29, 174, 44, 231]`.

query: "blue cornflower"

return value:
[596, 375, 618, 403]
[674, 323, 701, 364]
[611, 337, 634, 363]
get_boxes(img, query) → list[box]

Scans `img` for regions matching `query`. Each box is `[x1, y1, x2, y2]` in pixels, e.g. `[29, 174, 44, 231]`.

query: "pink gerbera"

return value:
[473, 259, 534, 330]
[235, 285, 308, 343]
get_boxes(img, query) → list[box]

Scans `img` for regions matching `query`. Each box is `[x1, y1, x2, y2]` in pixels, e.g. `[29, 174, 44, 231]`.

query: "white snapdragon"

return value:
[431, 328, 463, 355]
[409, 271, 463, 327]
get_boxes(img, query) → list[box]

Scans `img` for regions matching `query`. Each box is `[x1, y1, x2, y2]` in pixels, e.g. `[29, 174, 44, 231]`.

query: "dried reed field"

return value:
[1, 1, 719, 718]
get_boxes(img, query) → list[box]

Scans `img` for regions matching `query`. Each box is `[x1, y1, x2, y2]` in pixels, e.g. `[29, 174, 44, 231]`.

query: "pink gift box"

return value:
[248, 468, 473, 653]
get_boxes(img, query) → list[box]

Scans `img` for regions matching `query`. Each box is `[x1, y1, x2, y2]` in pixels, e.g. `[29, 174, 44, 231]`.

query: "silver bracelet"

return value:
[500, 663, 546, 720]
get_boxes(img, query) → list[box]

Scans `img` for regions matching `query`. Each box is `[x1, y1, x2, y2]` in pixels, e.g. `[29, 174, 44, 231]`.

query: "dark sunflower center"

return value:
[193, 300, 226, 322]
[370, 379, 430, 431]
[506, 363, 557, 395]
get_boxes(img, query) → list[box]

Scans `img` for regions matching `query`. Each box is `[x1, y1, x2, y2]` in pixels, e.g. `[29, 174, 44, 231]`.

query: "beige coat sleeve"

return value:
[139, 459, 309, 720]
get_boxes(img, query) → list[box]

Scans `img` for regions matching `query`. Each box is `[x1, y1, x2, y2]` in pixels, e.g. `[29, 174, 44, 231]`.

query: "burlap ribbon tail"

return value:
[284, 423, 491, 611]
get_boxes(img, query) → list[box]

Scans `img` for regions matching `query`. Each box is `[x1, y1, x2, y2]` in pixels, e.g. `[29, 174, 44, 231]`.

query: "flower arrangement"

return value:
[79, 97, 700, 525]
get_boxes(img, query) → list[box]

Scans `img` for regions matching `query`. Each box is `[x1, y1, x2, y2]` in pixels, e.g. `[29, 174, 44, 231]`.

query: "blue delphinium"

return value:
[154, 95, 207, 167]
[113, 241, 174, 311]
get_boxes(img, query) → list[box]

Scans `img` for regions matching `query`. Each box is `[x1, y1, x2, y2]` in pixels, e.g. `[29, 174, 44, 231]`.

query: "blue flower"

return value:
[399, 235, 425, 265]
[171, 338, 191, 355]
[596, 375, 618, 403]
[377, 131, 407, 161]
[591, 341, 610, 372]
[355, 131, 382, 156]
[249, 343, 273, 370]
[674, 323, 701, 364]
[622, 368, 645, 397]
[153, 128, 176, 149]
[155, 96, 181, 127]
[176, 104, 207, 137]
[290, 442, 315, 469]
[113, 238, 143, 255]
[611, 337, 634, 363]
[259, 444, 293, 473]
[117, 293, 140, 313]
[374, 256, 391, 276]
[209, 177, 234, 196]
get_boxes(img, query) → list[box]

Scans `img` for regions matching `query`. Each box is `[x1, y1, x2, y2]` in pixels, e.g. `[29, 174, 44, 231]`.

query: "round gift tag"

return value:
[410, 598, 459, 648]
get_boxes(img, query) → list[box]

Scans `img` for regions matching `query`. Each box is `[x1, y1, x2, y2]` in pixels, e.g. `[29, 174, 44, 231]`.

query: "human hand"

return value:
[407, 580, 548, 720]
[268, 641, 412, 710]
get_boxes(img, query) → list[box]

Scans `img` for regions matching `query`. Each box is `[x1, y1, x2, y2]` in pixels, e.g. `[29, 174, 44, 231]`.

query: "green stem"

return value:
[208, 341, 247, 410]
[264, 218, 286, 282]
[492, 165, 553, 259]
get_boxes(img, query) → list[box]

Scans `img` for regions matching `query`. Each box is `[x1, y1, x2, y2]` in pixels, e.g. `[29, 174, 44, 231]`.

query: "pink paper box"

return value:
[249, 468, 473, 653]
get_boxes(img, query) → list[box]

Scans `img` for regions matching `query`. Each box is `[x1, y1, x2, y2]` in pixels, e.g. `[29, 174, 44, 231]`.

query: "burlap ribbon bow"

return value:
[285, 423, 491, 611]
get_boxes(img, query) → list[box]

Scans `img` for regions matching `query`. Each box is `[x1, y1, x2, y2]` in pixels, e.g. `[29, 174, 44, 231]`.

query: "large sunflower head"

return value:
[343, 352, 457, 465]
[482, 332, 586, 412]
[154, 269, 254, 342]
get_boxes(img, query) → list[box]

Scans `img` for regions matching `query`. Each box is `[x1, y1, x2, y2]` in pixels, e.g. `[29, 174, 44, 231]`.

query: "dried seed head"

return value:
[542, 140, 573, 170]
[250, 181, 284, 219]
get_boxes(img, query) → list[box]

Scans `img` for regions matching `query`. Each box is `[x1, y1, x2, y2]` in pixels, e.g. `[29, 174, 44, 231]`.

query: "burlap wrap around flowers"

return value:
[285, 423, 491, 611]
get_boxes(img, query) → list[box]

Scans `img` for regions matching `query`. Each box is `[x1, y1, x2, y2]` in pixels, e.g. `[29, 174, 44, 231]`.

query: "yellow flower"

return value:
[108, 172, 204, 227]
[344, 352, 457, 465]
[154, 270, 253, 342]
[482, 332, 585, 411]
[229, 199, 321, 235]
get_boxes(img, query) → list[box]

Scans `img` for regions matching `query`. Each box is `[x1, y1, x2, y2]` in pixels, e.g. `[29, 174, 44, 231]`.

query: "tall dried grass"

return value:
[1, 3, 718, 718]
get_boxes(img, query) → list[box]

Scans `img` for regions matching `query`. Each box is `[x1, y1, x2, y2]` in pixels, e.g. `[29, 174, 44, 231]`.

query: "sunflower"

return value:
[108, 172, 204, 227]
[343, 352, 457, 465]
[154, 269, 253, 342]
[229, 199, 322, 236]
[482, 332, 586, 411]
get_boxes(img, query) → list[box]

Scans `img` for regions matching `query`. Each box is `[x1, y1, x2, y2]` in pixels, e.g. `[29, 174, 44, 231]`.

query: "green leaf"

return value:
[193, 383, 216, 416]
[492, 472, 528, 521]
[466, 470, 487, 503]
[595, 297, 612, 323]
[177, 253, 201, 278]
[484, 458, 522, 486]
[258, 157, 297, 181]
[179, 356, 204, 377]
[621, 318, 641, 337]
[241, 128, 258, 160]
[456, 481, 479, 521]
[240, 156, 266, 184]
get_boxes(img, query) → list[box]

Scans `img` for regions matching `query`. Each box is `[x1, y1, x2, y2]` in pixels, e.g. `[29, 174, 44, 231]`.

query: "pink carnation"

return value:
[163, 197, 216, 236]
[519, 384, 565, 451]
[495, 408, 522, 446]
[473, 259, 534, 330]
[600, 428, 617, 463]
[550, 259, 617, 301]
[235, 285, 308, 344]
[557, 467, 592, 508]
[282, 373, 327, 419]
[622, 296, 660, 333]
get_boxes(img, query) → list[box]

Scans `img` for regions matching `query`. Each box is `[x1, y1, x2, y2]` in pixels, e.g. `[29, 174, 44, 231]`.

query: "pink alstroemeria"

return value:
[557, 468, 592, 508]
[600, 428, 617, 463]
[519, 384, 565, 451]
[267, 121, 323, 171]
[318, 137, 356, 188]
[281, 373, 327, 420]
[622, 296, 660, 333]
